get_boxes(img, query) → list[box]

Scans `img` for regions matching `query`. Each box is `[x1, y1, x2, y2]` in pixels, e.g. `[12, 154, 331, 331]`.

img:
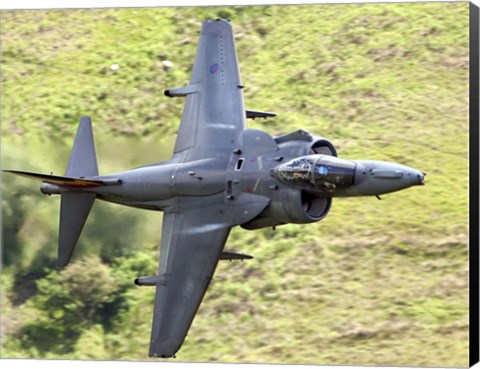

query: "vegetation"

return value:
[1, 2, 469, 366]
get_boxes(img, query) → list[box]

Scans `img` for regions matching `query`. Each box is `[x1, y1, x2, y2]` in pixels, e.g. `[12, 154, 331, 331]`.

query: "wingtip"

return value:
[56, 261, 68, 269]
[148, 353, 177, 359]
[80, 115, 92, 123]
[149, 338, 180, 359]
[202, 18, 233, 33]
[204, 18, 231, 23]
[56, 253, 71, 269]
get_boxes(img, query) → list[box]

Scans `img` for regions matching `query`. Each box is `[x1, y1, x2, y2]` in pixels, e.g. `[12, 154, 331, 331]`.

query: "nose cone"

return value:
[353, 160, 425, 196]
[387, 165, 425, 187]
[405, 168, 426, 187]
[415, 171, 426, 186]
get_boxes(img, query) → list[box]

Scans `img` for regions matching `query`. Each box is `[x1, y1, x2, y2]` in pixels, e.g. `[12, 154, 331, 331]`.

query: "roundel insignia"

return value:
[210, 63, 219, 74]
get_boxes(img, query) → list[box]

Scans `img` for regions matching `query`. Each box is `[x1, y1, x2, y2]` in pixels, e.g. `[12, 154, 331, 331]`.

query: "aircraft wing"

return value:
[148, 193, 269, 358]
[171, 19, 246, 161]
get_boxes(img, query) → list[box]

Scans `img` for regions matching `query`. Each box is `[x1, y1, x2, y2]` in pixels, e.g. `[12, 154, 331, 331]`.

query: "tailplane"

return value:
[4, 116, 110, 268]
[3, 170, 118, 187]
[3, 170, 106, 187]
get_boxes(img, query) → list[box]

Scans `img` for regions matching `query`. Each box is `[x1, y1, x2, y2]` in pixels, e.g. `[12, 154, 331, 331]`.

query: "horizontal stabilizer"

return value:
[219, 251, 253, 261]
[246, 110, 276, 120]
[3, 170, 121, 187]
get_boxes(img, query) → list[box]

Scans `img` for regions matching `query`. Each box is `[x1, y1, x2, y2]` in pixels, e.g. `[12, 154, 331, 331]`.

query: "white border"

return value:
[0, 1, 477, 369]
[0, 0, 477, 10]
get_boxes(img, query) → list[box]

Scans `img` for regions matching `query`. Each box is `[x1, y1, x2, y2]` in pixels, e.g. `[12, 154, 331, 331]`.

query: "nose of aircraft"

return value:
[352, 160, 426, 196]
[399, 165, 426, 187]
[415, 171, 426, 186]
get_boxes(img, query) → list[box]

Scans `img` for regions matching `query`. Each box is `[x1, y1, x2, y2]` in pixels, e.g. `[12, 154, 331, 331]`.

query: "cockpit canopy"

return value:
[273, 155, 356, 192]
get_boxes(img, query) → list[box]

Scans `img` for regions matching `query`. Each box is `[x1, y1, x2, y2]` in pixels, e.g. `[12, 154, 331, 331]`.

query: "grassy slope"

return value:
[1, 3, 469, 366]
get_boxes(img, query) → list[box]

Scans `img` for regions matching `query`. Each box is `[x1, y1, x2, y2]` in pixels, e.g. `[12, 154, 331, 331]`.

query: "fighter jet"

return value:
[4, 19, 425, 358]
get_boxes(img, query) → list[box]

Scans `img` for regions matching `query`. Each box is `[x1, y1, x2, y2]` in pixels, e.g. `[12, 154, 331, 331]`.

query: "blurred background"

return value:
[1, 2, 470, 366]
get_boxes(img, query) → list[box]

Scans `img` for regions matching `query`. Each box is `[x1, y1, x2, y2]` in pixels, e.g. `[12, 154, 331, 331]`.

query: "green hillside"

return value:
[1, 3, 470, 366]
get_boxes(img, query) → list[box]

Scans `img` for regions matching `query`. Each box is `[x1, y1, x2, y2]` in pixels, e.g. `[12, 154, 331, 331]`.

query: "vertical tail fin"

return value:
[58, 116, 98, 267]
[65, 116, 98, 177]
